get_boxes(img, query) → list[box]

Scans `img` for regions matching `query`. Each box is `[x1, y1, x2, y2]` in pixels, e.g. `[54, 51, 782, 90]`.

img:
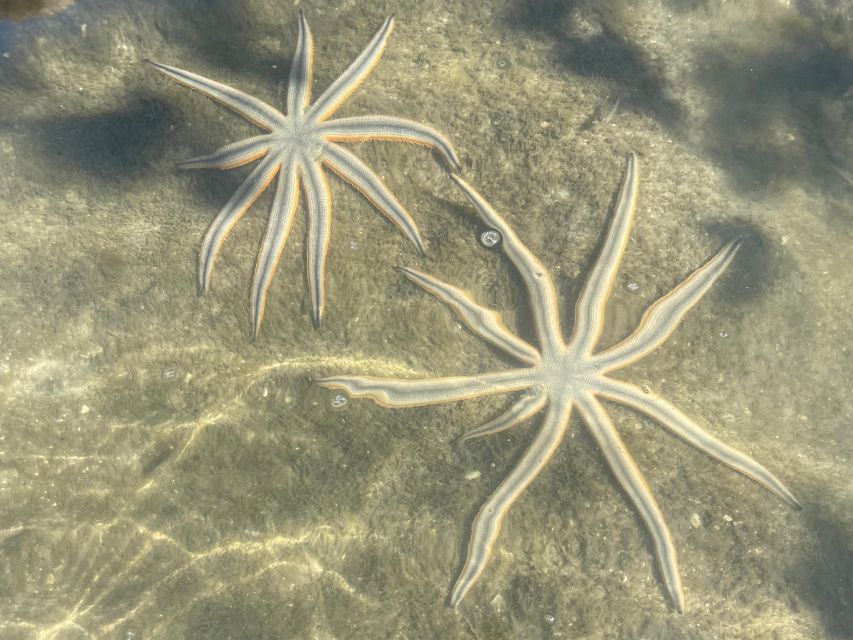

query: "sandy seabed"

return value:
[0, 0, 850, 638]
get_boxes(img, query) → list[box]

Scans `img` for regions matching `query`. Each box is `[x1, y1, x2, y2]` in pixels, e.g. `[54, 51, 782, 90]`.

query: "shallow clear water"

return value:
[1, 0, 851, 638]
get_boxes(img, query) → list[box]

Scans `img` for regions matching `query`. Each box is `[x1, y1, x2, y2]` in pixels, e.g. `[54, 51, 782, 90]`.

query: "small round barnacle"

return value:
[480, 229, 501, 248]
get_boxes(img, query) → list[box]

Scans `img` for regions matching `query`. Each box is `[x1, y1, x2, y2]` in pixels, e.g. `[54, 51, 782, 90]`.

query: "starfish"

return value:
[318, 153, 799, 611]
[148, 12, 459, 336]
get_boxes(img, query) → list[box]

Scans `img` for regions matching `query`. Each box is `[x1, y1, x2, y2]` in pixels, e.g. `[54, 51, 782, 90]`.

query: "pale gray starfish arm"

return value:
[146, 60, 286, 131]
[450, 397, 572, 607]
[594, 240, 742, 370]
[177, 135, 272, 170]
[459, 391, 547, 443]
[317, 370, 534, 408]
[287, 11, 314, 116]
[397, 266, 540, 366]
[198, 153, 281, 294]
[319, 115, 460, 170]
[598, 378, 800, 508]
[450, 174, 563, 352]
[570, 153, 639, 354]
[322, 142, 424, 253]
[301, 159, 332, 327]
[250, 160, 299, 338]
[575, 392, 684, 613]
[308, 16, 394, 122]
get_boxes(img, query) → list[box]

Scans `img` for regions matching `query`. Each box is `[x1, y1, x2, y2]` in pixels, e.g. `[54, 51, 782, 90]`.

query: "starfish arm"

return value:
[322, 142, 424, 253]
[287, 11, 314, 116]
[594, 240, 742, 370]
[459, 391, 547, 443]
[569, 153, 639, 354]
[317, 369, 534, 408]
[177, 135, 273, 170]
[319, 115, 460, 170]
[597, 379, 800, 508]
[301, 159, 333, 327]
[575, 392, 685, 613]
[250, 160, 300, 338]
[307, 16, 395, 122]
[450, 397, 572, 607]
[450, 174, 563, 352]
[198, 154, 281, 295]
[146, 60, 286, 131]
[397, 266, 540, 366]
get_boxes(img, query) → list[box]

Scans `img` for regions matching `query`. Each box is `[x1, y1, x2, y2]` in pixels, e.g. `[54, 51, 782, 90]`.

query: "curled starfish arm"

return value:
[594, 240, 742, 370]
[459, 391, 547, 443]
[249, 160, 299, 338]
[320, 115, 460, 170]
[146, 60, 286, 131]
[301, 159, 333, 327]
[575, 392, 685, 613]
[396, 266, 540, 366]
[322, 142, 424, 253]
[450, 174, 563, 352]
[598, 379, 800, 508]
[308, 16, 394, 122]
[198, 154, 281, 294]
[287, 11, 314, 116]
[571, 153, 639, 354]
[177, 135, 272, 170]
[451, 397, 572, 606]
[317, 370, 533, 408]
